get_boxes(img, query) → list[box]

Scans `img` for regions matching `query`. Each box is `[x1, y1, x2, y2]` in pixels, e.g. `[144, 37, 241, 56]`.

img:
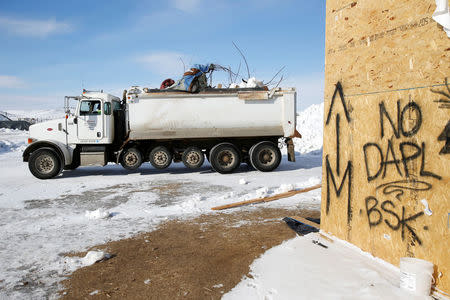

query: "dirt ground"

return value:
[61, 208, 319, 300]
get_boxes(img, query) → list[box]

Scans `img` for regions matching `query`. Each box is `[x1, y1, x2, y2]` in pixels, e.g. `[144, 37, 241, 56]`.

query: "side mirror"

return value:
[73, 117, 77, 124]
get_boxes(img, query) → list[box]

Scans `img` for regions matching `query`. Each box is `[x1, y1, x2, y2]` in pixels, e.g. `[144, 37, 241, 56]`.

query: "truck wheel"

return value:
[120, 147, 142, 170]
[250, 141, 281, 172]
[182, 147, 204, 169]
[209, 143, 241, 174]
[29, 148, 62, 179]
[149, 146, 172, 169]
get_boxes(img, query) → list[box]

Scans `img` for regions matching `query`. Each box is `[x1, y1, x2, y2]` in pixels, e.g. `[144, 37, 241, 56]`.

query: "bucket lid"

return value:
[400, 257, 434, 268]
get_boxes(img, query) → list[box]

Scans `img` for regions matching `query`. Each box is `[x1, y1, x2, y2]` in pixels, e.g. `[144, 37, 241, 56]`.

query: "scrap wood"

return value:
[288, 216, 320, 230]
[289, 217, 335, 243]
[319, 234, 334, 244]
[283, 217, 319, 235]
[211, 183, 321, 211]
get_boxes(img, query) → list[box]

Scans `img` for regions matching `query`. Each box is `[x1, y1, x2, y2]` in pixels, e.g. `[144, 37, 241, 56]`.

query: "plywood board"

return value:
[322, 0, 450, 293]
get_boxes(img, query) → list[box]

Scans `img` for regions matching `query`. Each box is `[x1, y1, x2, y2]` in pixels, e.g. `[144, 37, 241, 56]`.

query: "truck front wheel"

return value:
[28, 148, 62, 179]
[209, 143, 241, 174]
[250, 141, 281, 172]
[120, 147, 143, 170]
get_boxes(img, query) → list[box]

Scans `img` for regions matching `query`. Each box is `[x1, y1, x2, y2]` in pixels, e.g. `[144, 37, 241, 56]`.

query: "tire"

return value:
[209, 143, 241, 174]
[120, 147, 143, 170]
[249, 141, 281, 172]
[28, 148, 62, 179]
[149, 146, 172, 169]
[182, 147, 204, 169]
[247, 143, 258, 169]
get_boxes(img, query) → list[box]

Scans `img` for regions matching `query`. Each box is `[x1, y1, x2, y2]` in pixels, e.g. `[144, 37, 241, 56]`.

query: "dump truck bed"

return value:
[126, 88, 296, 140]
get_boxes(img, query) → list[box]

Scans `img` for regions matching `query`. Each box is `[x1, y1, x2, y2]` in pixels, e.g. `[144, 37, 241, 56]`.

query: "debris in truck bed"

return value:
[165, 64, 212, 92]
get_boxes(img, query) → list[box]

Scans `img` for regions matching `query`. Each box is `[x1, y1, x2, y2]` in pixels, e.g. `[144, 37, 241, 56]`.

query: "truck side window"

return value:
[80, 100, 102, 115]
[104, 102, 111, 115]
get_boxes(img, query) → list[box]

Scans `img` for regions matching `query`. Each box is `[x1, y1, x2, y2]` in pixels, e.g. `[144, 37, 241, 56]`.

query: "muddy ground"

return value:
[61, 208, 319, 300]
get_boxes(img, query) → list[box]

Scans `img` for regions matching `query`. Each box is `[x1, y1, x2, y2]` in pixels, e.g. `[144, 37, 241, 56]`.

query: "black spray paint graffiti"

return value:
[431, 78, 450, 154]
[363, 100, 441, 182]
[431, 77, 450, 109]
[365, 196, 424, 245]
[376, 179, 432, 201]
[438, 121, 450, 154]
[325, 82, 353, 225]
[364, 179, 434, 246]
[363, 99, 441, 245]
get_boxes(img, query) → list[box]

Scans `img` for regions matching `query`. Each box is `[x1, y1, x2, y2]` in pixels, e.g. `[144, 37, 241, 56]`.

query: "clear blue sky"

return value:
[0, 0, 326, 111]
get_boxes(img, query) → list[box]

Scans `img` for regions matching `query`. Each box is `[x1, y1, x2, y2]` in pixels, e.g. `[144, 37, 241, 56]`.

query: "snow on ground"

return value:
[0, 104, 323, 299]
[1, 103, 426, 300]
[0, 150, 322, 299]
[0, 128, 28, 154]
[223, 233, 426, 300]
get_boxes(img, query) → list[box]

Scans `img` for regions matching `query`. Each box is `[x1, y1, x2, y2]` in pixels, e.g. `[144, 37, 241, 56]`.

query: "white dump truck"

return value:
[23, 87, 299, 179]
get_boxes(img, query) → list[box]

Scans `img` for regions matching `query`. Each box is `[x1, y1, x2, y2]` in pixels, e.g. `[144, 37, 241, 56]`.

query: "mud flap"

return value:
[287, 138, 295, 162]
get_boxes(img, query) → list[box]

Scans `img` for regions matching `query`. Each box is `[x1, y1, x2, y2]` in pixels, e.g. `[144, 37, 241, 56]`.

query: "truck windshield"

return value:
[80, 100, 102, 115]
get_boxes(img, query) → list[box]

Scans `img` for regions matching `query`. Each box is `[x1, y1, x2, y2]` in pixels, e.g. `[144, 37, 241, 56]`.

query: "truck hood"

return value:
[29, 118, 66, 142]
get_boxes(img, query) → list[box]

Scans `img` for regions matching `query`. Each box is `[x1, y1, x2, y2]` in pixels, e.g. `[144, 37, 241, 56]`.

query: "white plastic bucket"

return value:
[400, 257, 434, 296]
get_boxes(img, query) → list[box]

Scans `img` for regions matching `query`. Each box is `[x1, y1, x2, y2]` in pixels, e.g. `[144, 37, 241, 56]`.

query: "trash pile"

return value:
[152, 63, 271, 93]
[163, 64, 212, 93]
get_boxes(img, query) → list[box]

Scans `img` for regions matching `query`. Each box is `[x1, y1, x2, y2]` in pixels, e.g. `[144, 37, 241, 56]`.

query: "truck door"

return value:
[77, 99, 103, 141]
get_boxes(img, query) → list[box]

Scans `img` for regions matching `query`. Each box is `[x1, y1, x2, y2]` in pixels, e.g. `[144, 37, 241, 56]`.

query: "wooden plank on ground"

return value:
[289, 216, 320, 230]
[211, 184, 321, 210]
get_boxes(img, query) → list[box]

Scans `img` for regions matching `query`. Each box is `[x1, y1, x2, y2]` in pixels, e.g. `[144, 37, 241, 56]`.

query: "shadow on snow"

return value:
[56, 150, 323, 179]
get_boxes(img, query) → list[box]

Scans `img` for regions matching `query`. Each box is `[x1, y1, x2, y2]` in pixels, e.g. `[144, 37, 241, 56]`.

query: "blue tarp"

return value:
[167, 64, 212, 92]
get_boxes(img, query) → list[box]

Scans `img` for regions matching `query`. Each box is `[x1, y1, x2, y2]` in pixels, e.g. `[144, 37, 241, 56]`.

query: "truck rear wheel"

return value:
[149, 146, 172, 169]
[250, 141, 281, 172]
[120, 147, 143, 170]
[182, 147, 204, 169]
[29, 148, 62, 179]
[209, 143, 241, 174]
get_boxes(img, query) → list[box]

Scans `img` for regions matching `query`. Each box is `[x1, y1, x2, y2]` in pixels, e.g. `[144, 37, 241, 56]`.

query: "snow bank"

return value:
[294, 102, 324, 154]
[224, 233, 415, 300]
[0, 128, 27, 154]
[5, 109, 64, 122]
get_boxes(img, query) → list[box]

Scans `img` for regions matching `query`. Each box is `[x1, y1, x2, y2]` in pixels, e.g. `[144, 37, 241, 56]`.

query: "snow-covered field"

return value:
[0, 106, 323, 299]
[0, 104, 420, 299]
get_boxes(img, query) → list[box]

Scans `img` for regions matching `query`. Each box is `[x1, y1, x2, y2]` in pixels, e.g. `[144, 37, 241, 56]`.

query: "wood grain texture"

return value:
[322, 0, 450, 294]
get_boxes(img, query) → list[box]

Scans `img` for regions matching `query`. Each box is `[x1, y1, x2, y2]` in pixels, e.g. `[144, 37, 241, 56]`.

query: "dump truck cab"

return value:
[67, 90, 121, 145]
[23, 90, 122, 179]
